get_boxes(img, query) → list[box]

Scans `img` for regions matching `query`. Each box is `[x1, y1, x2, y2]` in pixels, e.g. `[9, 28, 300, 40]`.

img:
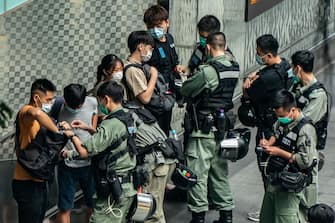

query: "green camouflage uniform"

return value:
[83, 107, 136, 223]
[260, 113, 318, 223]
[181, 55, 236, 213]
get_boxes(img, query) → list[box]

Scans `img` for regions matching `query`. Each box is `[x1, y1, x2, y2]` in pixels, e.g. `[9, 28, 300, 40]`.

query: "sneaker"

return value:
[247, 211, 260, 222]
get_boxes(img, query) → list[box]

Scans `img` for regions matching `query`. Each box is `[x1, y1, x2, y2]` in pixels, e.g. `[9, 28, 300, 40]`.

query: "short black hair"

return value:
[272, 89, 296, 112]
[127, 31, 154, 54]
[143, 5, 169, 28]
[31, 78, 56, 95]
[97, 81, 124, 103]
[197, 15, 221, 34]
[308, 203, 335, 223]
[291, 50, 314, 73]
[256, 34, 279, 56]
[206, 32, 226, 50]
[63, 84, 86, 109]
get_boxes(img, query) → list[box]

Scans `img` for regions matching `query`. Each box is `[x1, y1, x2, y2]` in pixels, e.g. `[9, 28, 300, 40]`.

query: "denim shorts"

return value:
[57, 163, 95, 211]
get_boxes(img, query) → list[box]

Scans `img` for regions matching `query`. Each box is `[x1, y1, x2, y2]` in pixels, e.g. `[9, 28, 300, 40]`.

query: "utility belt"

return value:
[186, 108, 235, 141]
[94, 168, 133, 202]
[137, 139, 184, 165]
[266, 157, 317, 193]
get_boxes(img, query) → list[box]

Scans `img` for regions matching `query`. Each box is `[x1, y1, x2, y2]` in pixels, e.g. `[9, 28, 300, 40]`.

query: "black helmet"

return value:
[171, 163, 197, 190]
[220, 128, 251, 161]
[238, 98, 257, 127]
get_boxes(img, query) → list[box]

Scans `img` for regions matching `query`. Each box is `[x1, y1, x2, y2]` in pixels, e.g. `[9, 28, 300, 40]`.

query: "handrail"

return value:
[0, 129, 15, 144]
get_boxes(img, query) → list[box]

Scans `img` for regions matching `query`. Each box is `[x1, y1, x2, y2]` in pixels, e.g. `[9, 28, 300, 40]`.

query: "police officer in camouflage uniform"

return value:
[181, 32, 239, 223]
[259, 89, 318, 223]
[290, 50, 328, 222]
[61, 81, 136, 223]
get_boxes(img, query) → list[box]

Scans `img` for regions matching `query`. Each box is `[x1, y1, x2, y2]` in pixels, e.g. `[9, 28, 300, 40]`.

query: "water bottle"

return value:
[169, 129, 179, 140]
[217, 109, 226, 140]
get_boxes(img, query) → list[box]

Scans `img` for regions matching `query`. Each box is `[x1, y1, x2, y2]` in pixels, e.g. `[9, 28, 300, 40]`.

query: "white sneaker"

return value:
[247, 211, 260, 222]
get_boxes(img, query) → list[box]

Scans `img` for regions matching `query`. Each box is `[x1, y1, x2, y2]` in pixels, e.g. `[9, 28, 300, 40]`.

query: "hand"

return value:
[59, 121, 72, 130]
[60, 149, 68, 158]
[243, 72, 259, 89]
[71, 120, 88, 130]
[175, 64, 186, 73]
[263, 145, 282, 156]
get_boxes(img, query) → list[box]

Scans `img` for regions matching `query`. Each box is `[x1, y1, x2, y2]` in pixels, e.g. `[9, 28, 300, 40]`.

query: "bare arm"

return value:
[137, 66, 158, 104]
[27, 107, 58, 133]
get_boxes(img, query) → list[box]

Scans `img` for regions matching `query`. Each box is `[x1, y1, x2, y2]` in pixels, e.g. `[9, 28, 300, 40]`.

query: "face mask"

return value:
[41, 103, 53, 114]
[98, 103, 109, 115]
[278, 117, 293, 125]
[37, 95, 53, 114]
[199, 36, 207, 47]
[141, 50, 153, 62]
[278, 110, 293, 125]
[112, 71, 123, 81]
[65, 105, 81, 114]
[255, 54, 264, 65]
[149, 27, 165, 39]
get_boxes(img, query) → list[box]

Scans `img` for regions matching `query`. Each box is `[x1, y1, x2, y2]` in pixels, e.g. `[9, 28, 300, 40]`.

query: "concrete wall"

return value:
[169, 0, 335, 88]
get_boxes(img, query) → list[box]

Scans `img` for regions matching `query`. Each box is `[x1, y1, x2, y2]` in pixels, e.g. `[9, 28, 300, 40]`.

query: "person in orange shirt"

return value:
[12, 78, 59, 223]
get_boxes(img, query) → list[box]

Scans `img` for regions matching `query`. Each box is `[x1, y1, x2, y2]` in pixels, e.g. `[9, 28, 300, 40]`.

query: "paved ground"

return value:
[162, 62, 335, 223]
[2, 64, 334, 223]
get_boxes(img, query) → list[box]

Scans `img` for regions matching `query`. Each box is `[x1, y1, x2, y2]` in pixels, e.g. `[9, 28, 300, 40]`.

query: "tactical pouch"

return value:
[166, 138, 185, 161]
[278, 171, 307, 193]
[133, 166, 149, 189]
[200, 114, 214, 134]
[107, 171, 123, 203]
[266, 156, 288, 174]
[157, 140, 176, 159]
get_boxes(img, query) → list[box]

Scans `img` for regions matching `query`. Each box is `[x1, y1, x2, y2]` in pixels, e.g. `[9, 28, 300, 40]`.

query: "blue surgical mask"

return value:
[149, 27, 165, 39]
[65, 105, 81, 114]
[255, 54, 264, 65]
[199, 36, 207, 47]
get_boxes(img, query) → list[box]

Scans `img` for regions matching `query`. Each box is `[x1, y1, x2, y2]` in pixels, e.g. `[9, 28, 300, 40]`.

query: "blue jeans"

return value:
[12, 180, 48, 223]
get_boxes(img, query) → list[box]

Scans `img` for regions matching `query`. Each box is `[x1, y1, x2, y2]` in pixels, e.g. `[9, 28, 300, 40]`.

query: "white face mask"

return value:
[112, 71, 123, 81]
[41, 103, 53, 113]
[141, 50, 152, 62]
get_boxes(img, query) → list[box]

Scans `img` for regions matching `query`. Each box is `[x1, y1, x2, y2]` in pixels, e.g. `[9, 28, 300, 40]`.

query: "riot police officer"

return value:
[259, 89, 318, 223]
[242, 34, 292, 185]
[291, 50, 328, 221]
[181, 32, 239, 223]
[60, 82, 137, 223]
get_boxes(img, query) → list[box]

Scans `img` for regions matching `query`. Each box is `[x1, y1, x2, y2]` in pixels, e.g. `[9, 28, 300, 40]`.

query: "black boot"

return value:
[213, 210, 233, 223]
[189, 211, 205, 223]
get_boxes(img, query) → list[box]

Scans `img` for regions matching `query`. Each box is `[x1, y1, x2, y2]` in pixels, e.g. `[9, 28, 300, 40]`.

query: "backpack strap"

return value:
[165, 33, 179, 66]
[291, 117, 314, 152]
[49, 97, 65, 121]
[273, 63, 288, 89]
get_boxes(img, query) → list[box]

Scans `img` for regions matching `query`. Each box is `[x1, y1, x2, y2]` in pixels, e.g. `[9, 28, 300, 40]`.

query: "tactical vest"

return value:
[268, 117, 314, 174]
[196, 60, 239, 112]
[251, 59, 293, 128]
[295, 81, 329, 150]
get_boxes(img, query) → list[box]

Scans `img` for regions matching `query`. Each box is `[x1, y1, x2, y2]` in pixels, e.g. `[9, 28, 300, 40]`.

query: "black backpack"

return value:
[14, 115, 68, 181]
[123, 63, 175, 117]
